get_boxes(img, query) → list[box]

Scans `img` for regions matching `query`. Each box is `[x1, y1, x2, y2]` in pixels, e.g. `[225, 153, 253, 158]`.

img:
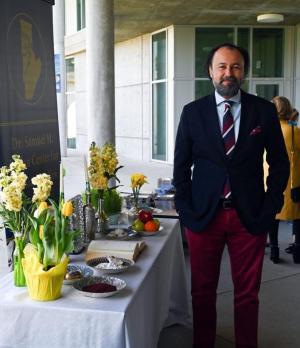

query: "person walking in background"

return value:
[173, 43, 289, 348]
[268, 96, 300, 264]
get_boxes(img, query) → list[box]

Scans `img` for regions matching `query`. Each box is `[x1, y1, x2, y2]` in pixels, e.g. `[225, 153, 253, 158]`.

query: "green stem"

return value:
[13, 237, 26, 287]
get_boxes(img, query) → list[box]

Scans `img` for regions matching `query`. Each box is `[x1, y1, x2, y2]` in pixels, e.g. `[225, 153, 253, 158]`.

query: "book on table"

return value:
[85, 240, 146, 262]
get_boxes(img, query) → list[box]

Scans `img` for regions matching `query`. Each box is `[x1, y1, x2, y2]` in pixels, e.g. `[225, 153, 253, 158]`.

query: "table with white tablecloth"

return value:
[0, 219, 190, 348]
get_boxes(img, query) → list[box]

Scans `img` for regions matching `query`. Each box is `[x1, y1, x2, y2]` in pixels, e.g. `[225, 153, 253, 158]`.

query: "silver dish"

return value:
[104, 227, 140, 241]
[135, 226, 164, 237]
[87, 257, 134, 274]
[64, 264, 94, 285]
[73, 276, 126, 298]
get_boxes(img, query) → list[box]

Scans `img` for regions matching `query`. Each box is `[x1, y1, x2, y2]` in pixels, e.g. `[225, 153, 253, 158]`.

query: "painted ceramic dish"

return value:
[73, 276, 126, 298]
[87, 256, 134, 274]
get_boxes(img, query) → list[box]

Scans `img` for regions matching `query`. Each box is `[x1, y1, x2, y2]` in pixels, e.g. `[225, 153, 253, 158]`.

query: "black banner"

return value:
[0, 0, 60, 200]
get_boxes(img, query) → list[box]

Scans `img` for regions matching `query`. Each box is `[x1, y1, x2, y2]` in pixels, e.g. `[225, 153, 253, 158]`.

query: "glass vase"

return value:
[127, 196, 140, 224]
[13, 236, 26, 287]
[97, 197, 107, 236]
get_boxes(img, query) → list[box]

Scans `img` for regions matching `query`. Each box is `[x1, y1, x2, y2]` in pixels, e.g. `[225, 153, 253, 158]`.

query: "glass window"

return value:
[152, 31, 167, 161]
[195, 80, 214, 99]
[195, 28, 234, 78]
[241, 80, 249, 93]
[77, 0, 86, 31]
[66, 94, 76, 149]
[152, 83, 166, 161]
[66, 58, 75, 92]
[152, 32, 166, 81]
[255, 84, 279, 101]
[237, 28, 250, 52]
[252, 28, 283, 77]
[66, 58, 76, 149]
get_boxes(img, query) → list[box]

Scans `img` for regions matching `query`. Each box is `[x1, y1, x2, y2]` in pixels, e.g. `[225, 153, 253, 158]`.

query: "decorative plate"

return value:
[73, 276, 126, 298]
[136, 226, 164, 237]
[104, 227, 139, 241]
[87, 256, 134, 274]
[64, 264, 94, 285]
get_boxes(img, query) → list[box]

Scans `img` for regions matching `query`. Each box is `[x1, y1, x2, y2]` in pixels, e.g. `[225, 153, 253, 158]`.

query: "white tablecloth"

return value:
[0, 219, 190, 348]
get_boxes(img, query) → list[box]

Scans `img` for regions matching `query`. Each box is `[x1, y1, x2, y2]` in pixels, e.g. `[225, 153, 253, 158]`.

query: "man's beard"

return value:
[213, 77, 241, 98]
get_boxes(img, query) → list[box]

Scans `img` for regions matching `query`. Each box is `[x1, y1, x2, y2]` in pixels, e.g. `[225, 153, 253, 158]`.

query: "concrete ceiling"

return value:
[114, 0, 300, 42]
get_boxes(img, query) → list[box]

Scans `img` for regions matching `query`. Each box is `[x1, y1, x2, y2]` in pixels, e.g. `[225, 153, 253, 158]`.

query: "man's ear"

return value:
[209, 67, 213, 79]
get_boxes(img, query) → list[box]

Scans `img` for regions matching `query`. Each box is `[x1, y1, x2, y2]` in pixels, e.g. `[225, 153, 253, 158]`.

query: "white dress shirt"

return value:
[215, 90, 241, 141]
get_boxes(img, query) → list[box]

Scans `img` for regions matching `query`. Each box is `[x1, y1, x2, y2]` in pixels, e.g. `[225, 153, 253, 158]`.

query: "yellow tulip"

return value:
[38, 201, 48, 215]
[39, 225, 44, 239]
[61, 201, 73, 217]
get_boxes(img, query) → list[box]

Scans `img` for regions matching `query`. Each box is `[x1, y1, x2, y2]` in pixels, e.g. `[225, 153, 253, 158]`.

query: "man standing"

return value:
[173, 43, 289, 348]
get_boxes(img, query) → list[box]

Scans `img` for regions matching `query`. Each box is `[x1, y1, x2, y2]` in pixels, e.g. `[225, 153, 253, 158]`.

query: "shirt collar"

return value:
[215, 89, 241, 106]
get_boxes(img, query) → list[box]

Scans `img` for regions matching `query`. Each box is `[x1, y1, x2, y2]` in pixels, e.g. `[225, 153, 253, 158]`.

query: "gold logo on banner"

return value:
[20, 19, 42, 101]
[7, 13, 47, 104]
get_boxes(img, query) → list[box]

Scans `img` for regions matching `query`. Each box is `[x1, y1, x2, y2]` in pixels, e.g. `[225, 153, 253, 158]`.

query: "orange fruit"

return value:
[144, 220, 158, 232]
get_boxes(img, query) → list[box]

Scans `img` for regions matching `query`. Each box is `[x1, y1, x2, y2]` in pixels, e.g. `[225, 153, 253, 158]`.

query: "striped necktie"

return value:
[222, 100, 235, 198]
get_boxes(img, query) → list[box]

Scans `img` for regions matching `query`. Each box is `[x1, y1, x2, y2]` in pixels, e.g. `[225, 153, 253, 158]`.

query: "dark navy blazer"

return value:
[173, 90, 290, 235]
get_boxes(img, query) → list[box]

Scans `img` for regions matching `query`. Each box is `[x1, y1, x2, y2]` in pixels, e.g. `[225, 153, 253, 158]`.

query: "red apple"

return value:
[138, 209, 153, 223]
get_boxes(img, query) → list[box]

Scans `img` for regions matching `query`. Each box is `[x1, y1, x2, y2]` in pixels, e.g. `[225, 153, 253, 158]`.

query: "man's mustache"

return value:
[220, 77, 238, 84]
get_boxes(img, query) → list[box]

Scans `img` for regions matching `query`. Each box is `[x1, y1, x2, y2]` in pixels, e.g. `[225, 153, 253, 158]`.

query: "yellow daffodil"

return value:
[130, 173, 148, 211]
[131, 173, 148, 188]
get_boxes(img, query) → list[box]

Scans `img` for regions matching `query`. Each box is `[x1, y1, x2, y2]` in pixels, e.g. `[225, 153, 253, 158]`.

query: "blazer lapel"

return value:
[198, 93, 227, 161]
[231, 90, 259, 159]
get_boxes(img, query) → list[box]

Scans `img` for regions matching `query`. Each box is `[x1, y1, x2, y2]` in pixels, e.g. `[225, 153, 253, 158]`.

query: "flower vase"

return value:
[22, 253, 68, 301]
[128, 197, 140, 224]
[132, 197, 140, 214]
[13, 237, 26, 287]
[97, 197, 107, 235]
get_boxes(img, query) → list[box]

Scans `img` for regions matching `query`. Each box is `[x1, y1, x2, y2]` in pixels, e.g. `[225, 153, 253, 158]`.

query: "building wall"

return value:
[63, 23, 300, 159]
[65, 0, 77, 36]
[115, 34, 151, 161]
[64, 29, 87, 154]
[74, 51, 87, 152]
[173, 26, 195, 158]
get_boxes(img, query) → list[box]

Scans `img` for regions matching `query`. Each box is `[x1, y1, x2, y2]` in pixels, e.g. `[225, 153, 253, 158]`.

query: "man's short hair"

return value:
[205, 43, 250, 79]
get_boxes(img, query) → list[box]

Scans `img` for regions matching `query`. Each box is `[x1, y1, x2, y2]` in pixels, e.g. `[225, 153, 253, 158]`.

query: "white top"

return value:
[215, 89, 241, 141]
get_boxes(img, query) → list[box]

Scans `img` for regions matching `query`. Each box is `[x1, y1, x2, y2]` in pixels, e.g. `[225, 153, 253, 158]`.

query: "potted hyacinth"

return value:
[22, 168, 78, 301]
[0, 155, 54, 287]
[0, 155, 78, 299]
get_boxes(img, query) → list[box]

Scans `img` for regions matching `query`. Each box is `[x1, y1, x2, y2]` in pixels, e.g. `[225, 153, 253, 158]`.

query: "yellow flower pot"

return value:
[22, 248, 68, 301]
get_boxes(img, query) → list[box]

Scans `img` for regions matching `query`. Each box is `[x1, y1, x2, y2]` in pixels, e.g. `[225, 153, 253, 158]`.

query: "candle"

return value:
[60, 162, 64, 196]
[84, 155, 89, 183]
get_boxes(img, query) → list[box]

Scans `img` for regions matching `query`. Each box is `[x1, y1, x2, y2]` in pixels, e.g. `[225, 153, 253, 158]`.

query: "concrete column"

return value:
[86, 0, 115, 148]
[53, 0, 67, 156]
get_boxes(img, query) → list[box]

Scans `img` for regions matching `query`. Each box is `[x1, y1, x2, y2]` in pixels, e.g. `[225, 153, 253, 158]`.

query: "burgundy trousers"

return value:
[185, 208, 267, 348]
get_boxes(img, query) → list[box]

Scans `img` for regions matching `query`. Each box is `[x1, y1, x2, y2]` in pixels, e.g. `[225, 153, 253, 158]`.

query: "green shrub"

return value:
[103, 189, 122, 216]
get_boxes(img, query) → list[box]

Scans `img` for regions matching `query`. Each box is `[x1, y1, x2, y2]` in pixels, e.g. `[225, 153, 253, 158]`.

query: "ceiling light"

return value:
[257, 14, 284, 23]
